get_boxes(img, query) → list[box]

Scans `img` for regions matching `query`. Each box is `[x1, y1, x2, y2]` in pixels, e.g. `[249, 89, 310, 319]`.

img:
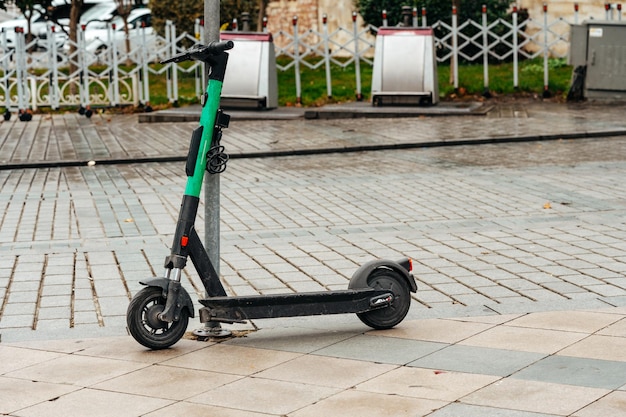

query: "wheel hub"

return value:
[145, 304, 167, 329]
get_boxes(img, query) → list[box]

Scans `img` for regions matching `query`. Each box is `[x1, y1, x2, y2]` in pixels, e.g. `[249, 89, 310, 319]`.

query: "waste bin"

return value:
[569, 21, 626, 100]
[220, 32, 278, 109]
[371, 27, 439, 106]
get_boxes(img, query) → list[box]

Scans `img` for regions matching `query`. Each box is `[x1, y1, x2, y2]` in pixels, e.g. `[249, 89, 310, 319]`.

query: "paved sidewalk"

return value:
[2, 308, 626, 416]
[1, 99, 626, 416]
[2, 100, 626, 169]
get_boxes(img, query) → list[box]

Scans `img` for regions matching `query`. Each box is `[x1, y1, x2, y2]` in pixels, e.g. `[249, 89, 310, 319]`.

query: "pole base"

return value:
[193, 321, 231, 338]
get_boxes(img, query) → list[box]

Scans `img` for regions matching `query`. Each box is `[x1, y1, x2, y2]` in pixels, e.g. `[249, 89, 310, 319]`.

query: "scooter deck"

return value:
[198, 288, 393, 323]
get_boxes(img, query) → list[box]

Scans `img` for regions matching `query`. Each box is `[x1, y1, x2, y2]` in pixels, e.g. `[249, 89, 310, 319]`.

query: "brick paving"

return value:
[1, 100, 626, 416]
[0, 100, 625, 341]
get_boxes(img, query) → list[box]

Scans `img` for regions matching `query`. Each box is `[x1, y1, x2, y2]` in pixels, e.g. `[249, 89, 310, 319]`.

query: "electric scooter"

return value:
[126, 41, 418, 350]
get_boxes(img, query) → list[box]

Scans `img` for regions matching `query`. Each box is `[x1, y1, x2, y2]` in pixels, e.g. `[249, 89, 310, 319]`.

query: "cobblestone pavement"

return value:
[1, 102, 626, 341]
[2, 102, 626, 417]
[1, 101, 626, 168]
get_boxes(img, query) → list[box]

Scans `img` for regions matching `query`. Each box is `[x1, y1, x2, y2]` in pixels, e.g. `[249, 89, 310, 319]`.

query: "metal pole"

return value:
[80, 25, 90, 111]
[452, 6, 458, 91]
[352, 11, 362, 101]
[171, 22, 179, 105]
[141, 22, 150, 109]
[482, 4, 489, 96]
[1, 30, 11, 115]
[195, 0, 228, 338]
[48, 25, 60, 110]
[200, 19, 206, 94]
[323, 14, 332, 99]
[111, 23, 120, 106]
[15, 27, 26, 116]
[293, 16, 302, 105]
[165, 20, 172, 102]
[542, 3, 549, 97]
[204, 0, 221, 272]
[513, 5, 518, 89]
[204, 2, 220, 277]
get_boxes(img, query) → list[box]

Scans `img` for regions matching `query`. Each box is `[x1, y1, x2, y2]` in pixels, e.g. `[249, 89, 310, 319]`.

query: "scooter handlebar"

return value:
[205, 40, 235, 54]
[161, 41, 235, 64]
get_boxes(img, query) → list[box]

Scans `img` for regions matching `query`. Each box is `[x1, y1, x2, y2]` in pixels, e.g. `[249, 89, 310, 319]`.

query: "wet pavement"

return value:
[1, 100, 626, 416]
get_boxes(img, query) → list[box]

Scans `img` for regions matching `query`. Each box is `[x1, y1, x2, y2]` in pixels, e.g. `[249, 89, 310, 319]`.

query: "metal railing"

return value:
[0, 3, 622, 117]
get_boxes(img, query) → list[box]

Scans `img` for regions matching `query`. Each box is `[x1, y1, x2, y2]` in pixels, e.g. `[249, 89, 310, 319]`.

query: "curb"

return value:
[137, 102, 491, 123]
[3, 129, 626, 171]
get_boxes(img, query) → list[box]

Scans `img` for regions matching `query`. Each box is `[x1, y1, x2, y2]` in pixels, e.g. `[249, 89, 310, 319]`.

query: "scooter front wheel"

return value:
[127, 286, 189, 349]
[356, 269, 411, 330]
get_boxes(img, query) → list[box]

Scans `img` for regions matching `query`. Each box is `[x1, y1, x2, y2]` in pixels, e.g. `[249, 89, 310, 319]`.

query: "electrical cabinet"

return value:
[569, 21, 626, 100]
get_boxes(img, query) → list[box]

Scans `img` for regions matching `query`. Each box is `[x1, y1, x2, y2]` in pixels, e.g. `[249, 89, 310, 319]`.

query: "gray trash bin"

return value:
[371, 27, 439, 106]
[220, 32, 278, 109]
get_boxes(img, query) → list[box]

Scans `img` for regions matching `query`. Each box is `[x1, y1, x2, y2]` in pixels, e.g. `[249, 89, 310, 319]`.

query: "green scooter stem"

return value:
[184, 78, 223, 198]
[166, 51, 229, 271]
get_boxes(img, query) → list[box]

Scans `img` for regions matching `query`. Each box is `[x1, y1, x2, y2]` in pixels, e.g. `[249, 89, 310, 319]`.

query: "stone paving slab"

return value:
[1, 308, 625, 416]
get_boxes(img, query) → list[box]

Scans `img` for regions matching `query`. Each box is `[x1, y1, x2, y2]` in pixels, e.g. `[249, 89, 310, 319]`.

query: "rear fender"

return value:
[348, 258, 417, 293]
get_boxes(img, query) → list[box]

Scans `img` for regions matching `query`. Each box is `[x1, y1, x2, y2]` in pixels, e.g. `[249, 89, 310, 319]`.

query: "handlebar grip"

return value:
[160, 41, 235, 65]
[206, 40, 234, 54]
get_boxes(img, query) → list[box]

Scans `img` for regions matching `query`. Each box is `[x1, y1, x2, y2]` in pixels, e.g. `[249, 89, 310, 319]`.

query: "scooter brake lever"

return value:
[160, 44, 205, 64]
[160, 53, 191, 64]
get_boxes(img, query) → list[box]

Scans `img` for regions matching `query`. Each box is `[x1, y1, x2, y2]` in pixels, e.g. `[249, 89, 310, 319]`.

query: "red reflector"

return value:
[408, 258, 413, 272]
[181, 236, 189, 247]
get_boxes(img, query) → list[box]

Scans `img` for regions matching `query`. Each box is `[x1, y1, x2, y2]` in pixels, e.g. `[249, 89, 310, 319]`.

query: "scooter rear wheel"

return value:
[356, 269, 411, 330]
[127, 286, 189, 350]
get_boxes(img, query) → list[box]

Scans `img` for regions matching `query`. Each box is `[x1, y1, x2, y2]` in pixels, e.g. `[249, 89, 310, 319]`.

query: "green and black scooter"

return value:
[126, 41, 417, 350]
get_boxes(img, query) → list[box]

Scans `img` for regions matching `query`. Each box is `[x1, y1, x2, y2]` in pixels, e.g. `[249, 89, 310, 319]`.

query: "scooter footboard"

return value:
[198, 289, 393, 323]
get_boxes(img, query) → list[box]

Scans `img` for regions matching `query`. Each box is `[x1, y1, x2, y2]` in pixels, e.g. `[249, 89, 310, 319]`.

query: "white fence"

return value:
[0, 4, 623, 117]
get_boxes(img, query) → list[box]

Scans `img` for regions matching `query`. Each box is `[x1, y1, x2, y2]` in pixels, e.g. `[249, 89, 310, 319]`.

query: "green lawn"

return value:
[148, 57, 573, 108]
[23, 57, 573, 111]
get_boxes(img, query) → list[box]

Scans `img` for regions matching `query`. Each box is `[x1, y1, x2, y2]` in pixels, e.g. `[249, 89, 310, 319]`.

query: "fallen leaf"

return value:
[543, 202, 552, 209]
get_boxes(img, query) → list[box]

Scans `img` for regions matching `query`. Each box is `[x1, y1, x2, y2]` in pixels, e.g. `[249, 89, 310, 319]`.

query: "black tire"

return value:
[127, 286, 189, 350]
[356, 269, 411, 330]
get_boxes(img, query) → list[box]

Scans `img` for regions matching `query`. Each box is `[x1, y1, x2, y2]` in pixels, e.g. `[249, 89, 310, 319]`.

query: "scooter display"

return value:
[126, 41, 418, 349]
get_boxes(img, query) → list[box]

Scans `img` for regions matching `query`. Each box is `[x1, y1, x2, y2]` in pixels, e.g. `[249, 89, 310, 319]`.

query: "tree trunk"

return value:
[256, 0, 267, 31]
[69, 0, 83, 96]
[115, 0, 133, 66]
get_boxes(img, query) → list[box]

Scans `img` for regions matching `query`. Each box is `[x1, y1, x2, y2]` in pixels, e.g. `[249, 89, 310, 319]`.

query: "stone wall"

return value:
[264, 0, 621, 56]
[265, 0, 373, 55]
[517, 0, 619, 56]
[266, 0, 318, 35]
[518, 0, 617, 22]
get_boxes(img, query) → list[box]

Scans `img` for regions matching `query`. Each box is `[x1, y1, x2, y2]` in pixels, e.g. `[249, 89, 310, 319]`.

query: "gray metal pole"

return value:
[195, 0, 230, 338]
[204, 0, 220, 277]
